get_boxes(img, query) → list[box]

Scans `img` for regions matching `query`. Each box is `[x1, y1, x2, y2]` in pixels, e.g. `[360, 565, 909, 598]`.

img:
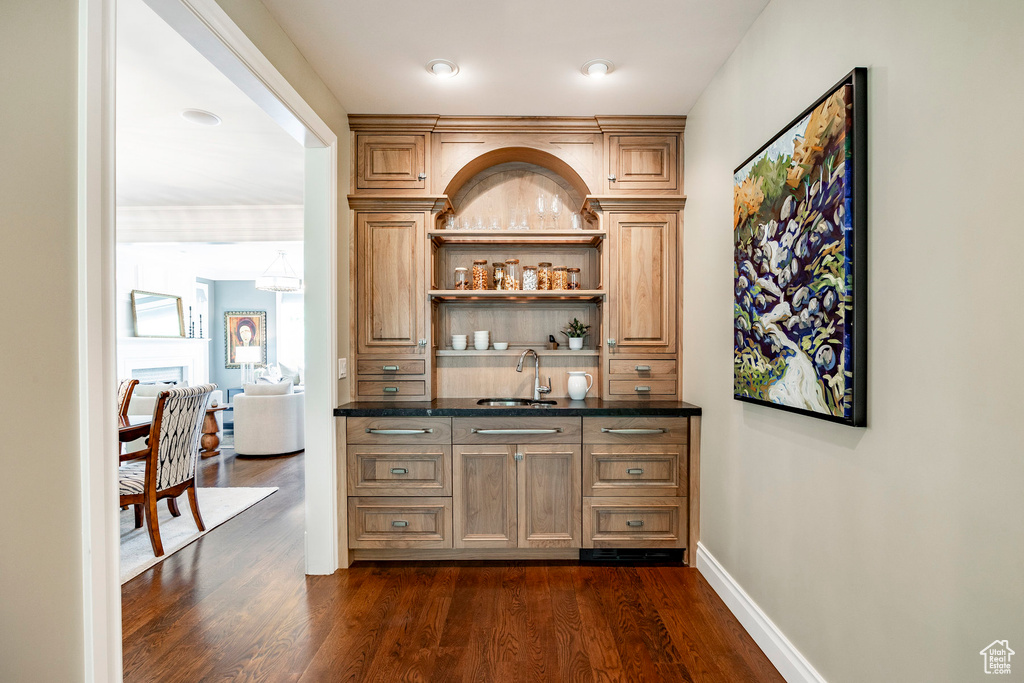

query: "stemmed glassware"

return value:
[536, 194, 546, 230]
[550, 195, 562, 228]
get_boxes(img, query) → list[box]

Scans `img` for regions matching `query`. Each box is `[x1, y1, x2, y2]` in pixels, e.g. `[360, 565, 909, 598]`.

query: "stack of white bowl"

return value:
[473, 330, 490, 350]
[451, 334, 468, 350]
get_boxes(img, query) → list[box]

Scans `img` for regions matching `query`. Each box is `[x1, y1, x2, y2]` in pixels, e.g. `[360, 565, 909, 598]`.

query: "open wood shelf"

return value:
[435, 348, 600, 357]
[429, 289, 605, 302]
[428, 229, 606, 247]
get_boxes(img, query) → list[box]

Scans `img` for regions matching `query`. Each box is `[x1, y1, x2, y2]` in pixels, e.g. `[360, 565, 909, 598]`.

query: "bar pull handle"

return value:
[383, 387, 399, 393]
[600, 428, 665, 434]
[471, 428, 563, 435]
[634, 365, 652, 372]
[635, 385, 651, 392]
[626, 520, 644, 527]
[389, 467, 409, 475]
[626, 468, 644, 475]
[366, 428, 434, 435]
[382, 365, 400, 371]
[391, 520, 409, 527]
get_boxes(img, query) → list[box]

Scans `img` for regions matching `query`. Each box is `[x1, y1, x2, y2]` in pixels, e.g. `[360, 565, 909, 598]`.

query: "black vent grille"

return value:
[579, 548, 685, 564]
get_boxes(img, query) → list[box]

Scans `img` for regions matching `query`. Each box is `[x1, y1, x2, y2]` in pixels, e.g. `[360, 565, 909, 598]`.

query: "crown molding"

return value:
[116, 205, 303, 242]
[347, 115, 686, 135]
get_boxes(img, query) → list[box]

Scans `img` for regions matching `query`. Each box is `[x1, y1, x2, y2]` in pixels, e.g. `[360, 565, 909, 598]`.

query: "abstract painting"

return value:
[733, 68, 867, 426]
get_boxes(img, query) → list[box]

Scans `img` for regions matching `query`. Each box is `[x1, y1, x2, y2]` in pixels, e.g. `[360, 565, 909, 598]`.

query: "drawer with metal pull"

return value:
[347, 417, 452, 444]
[347, 444, 452, 496]
[452, 417, 582, 444]
[608, 359, 678, 378]
[584, 444, 688, 497]
[583, 496, 686, 548]
[608, 379, 677, 397]
[582, 417, 689, 444]
[348, 497, 452, 548]
[356, 380, 427, 399]
[356, 359, 426, 376]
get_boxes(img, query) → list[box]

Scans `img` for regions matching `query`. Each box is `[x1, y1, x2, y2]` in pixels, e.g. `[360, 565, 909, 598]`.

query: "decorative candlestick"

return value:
[198, 314, 203, 339]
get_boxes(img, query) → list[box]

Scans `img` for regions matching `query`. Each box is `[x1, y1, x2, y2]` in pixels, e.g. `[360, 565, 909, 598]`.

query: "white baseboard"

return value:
[696, 543, 827, 683]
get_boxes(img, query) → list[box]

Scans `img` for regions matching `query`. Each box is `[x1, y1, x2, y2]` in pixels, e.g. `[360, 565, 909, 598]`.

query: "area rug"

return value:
[120, 486, 276, 584]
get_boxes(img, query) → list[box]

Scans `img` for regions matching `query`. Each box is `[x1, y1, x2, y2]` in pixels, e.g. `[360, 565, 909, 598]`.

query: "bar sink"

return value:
[476, 398, 557, 407]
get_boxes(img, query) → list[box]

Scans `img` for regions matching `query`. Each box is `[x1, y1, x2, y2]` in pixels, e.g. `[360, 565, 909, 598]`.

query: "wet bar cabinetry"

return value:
[347, 116, 685, 402]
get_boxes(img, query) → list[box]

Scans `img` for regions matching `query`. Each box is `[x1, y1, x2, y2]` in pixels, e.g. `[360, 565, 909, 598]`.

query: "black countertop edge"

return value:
[334, 398, 702, 417]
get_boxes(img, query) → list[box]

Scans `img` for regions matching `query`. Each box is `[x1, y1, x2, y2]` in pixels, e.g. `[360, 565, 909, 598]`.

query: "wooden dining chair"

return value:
[119, 383, 217, 556]
[117, 378, 139, 419]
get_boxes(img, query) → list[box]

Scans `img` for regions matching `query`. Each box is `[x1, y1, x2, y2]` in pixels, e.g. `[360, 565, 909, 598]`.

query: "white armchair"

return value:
[232, 380, 304, 456]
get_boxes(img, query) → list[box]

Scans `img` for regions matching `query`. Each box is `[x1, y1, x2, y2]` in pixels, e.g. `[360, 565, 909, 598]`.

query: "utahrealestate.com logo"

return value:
[980, 640, 1014, 675]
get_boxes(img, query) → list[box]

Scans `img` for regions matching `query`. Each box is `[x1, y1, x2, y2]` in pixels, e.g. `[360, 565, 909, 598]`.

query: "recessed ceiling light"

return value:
[426, 59, 459, 78]
[581, 59, 614, 78]
[181, 108, 222, 126]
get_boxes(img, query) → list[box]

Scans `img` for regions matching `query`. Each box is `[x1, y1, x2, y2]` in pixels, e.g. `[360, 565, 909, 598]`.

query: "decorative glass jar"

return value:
[552, 266, 568, 291]
[537, 262, 552, 290]
[522, 265, 538, 291]
[454, 267, 469, 290]
[492, 262, 506, 290]
[503, 259, 521, 291]
[566, 267, 581, 290]
[471, 259, 489, 290]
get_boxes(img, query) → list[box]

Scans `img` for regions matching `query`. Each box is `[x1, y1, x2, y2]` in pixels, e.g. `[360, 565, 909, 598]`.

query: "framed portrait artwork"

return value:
[224, 310, 267, 369]
[733, 68, 867, 426]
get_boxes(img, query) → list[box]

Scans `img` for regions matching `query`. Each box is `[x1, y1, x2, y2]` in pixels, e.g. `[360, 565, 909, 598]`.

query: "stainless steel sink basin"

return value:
[476, 398, 557, 407]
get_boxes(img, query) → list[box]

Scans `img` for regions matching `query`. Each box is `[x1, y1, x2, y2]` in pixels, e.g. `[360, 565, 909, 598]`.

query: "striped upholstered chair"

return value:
[119, 384, 217, 556]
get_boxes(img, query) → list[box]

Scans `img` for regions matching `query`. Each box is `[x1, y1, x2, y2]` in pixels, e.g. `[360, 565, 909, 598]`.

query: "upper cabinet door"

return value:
[607, 134, 678, 192]
[609, 213, 678, 353]
[356, 134, 427, 190]
[356, 213, 424, 354]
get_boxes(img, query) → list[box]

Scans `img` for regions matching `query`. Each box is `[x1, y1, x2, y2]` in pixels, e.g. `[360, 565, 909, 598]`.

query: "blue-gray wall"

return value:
[208, 280, 277, 392]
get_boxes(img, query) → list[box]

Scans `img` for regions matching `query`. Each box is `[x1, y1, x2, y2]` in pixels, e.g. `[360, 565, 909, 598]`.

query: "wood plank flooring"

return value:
[121, 448, 783, 682]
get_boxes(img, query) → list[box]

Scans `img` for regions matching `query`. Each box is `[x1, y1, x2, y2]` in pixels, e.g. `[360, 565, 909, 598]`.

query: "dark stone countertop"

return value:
[334, 397, 701, 417]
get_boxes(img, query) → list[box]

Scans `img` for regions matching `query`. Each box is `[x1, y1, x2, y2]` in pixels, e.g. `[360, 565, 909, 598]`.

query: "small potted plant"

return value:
[561, 317, 590, 350]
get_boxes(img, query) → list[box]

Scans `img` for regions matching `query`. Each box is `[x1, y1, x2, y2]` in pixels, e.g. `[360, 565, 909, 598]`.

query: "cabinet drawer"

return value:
[584, 444, 687, 497]
[348, 417, 452, 445]
[348, 497, 452, 548]
[583, 497, 686, 548]
[356, 134, 426, 190]
[608, 359, 677, 378]
[356, 359, 425, 376]
[357, 380, 426, 399]
[608, 379, 677, 397]
[583, 417, 689, 444]
[348, 445, 452, 496]
[452, 417, 583, 444]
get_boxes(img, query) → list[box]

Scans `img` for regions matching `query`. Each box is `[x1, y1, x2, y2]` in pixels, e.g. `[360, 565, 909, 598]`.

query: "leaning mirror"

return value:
[131, 290, 185, 338]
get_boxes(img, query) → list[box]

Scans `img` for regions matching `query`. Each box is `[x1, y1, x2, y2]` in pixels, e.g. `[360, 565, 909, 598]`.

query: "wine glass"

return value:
[550, 195, 562, 228]
[536, 195, 546, 229]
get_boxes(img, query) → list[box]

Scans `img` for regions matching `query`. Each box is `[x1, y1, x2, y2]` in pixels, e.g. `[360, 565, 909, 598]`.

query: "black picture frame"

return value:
[733, 67, 867, 427]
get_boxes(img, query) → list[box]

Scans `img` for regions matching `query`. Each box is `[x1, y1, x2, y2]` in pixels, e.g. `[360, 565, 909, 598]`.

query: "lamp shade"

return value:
[234, 346, 261, 364]
[256, 250, 302, 292]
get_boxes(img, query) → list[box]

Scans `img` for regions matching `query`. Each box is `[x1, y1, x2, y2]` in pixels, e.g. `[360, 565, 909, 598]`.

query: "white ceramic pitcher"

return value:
[567, 371, 594, 401]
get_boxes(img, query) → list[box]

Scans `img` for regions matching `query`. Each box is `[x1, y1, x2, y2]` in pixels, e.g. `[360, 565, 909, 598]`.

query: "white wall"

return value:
[0, 1, 86, 681]
[682, 1, 1024, 681]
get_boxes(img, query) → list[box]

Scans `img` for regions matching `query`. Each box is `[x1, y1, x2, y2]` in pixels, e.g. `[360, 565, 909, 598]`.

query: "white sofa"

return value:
[232, 380, 304, 456]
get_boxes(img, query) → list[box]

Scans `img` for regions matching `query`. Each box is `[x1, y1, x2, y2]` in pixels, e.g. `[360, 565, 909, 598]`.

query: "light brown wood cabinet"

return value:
[452, 442, 581, 549]
[355, 134, 427, 190]
[607, 134, 679, 192]
[607, 213, 678, 356]
[355, 213, 426, 356]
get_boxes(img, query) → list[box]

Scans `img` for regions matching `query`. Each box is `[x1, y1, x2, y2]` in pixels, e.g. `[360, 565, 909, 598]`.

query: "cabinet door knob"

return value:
[418, 173, 427, 180]
[607, 338, 617, 347]
[391, 520, 409, 527]
[514, 452, 524, 461]
[626, 520, 644, 527]
[608, 174, 617, 182]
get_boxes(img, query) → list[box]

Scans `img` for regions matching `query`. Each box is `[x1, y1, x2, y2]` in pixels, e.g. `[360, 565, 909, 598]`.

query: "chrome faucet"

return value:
[516, 349, 551, 401]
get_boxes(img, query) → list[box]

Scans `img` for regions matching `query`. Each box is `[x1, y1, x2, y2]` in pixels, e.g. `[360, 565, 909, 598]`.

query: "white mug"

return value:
[567, 371, 593, 401]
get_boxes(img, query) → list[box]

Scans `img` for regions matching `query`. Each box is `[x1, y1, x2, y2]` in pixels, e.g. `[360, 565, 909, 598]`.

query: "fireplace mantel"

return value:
[117, 337, 210, 385]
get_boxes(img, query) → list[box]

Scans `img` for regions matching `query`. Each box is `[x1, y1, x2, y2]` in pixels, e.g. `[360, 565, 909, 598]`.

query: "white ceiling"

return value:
[119, 242, 304, 282]
[259, 0, 770, 115]
[116, 0, 304, 208]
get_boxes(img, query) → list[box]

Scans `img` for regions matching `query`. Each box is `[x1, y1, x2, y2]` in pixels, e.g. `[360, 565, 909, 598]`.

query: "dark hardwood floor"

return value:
[121, 448, 783, 682]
